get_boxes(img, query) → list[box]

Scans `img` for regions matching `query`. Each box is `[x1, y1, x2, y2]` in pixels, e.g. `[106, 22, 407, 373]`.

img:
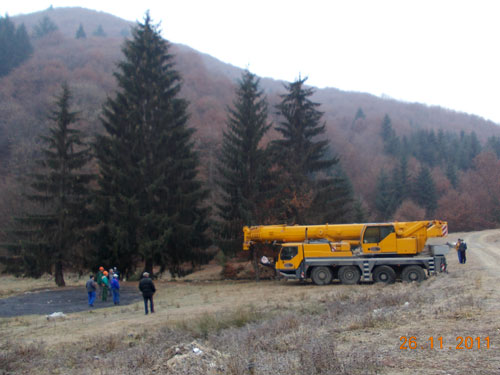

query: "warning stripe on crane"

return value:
[442, 224, 448, 237]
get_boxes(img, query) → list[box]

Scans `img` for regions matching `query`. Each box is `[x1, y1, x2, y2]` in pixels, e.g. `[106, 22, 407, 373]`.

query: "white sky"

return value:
[5, 0, 500, 124]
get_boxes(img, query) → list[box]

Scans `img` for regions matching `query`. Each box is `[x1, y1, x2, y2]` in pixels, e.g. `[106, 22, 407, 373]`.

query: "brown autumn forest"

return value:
[1, 6, 500, 246]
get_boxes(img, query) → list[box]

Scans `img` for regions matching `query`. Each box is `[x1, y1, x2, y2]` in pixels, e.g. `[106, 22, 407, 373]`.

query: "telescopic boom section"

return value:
[243, 223, 365, 250]
[243, 220, 448, 251]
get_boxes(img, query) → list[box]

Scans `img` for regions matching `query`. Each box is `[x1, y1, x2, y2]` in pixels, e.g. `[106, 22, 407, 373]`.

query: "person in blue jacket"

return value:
[111, 274, 120, 305]
[86, 275, 97, 307]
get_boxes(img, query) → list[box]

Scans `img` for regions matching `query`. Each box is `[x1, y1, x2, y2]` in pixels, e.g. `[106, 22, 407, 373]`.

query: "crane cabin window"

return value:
[280, 246, 298, 261]
[363, 226, 395, 244]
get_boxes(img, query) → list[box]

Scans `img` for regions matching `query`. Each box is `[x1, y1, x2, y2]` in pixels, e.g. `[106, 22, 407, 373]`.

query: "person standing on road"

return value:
[457, 238, 467, 264]
[101, 270, 110, 302]
[86, 275, 97, 307]
[97, 266, 104, 299]
[139, 272, 156, 315]
[108, 269, 114, 297]
[111, 274, 120, 305]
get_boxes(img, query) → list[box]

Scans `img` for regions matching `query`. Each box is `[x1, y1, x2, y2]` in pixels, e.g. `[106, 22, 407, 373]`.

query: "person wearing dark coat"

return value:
[138, 272, 156, 315]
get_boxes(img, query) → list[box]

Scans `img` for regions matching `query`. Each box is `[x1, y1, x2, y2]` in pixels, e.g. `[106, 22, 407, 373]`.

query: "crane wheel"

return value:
[401, 265, 426, 283]
[311, 266, 333, 285]
[338, 266, 361, 285]
[373, 266, 396, 284]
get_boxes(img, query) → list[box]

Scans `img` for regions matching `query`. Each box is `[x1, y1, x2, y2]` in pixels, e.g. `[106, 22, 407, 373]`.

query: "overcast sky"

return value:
[6, 0, 500, 124]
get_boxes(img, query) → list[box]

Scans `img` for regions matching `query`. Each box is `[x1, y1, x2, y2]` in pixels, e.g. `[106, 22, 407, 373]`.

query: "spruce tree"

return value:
[4, 84, 92, 286]
[216, 70, 271, 255]
[33, 16, 58, 39]
[412, 166, 437, 215]
[94, 14, 209, 277]
[375, 169, 396, 221]
[445, 163, 458, 189]
[92, 25, 106, 37]
[313, 166, 354, 224]
[380, 114, 400, 156]
[486, 136, 500, 159]
[390, 155, 410, 209]
[0, 15, 33, 77]
[272, 76, 342, 223]
[75, 23, 86, 39]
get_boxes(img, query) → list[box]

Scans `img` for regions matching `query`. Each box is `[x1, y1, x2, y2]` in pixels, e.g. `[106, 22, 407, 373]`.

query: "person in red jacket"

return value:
[138, 272, 156, 315]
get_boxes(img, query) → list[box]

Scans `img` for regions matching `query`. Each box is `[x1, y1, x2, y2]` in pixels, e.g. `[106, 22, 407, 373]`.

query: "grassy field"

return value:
[1, 231, 500, 374]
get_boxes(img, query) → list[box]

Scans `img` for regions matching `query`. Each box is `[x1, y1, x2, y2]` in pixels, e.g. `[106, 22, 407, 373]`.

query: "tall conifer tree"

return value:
[0, 15, 33, 77]
[94, 14, 209, 277]
[75, 24, 86, 39]
[375, 169, 396, 221]
[5, 84, 92, 286]
[412, 166, 437, 215]
[272, 76, 349, 223]
[217, 70, 271, 255]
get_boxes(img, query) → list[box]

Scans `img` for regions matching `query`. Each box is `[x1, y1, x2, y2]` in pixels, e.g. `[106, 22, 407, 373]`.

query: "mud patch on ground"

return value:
[0, 284, 142, 317]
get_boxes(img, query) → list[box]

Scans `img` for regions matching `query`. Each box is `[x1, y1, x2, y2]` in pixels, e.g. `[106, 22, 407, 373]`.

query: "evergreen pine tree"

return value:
[4, 84, 93, 286]
[486, 136, 500, 159]
[0, 15, 33, 77]
[445, 163, 458, 188]
[375, 169, 396, 220]
[412, 166, 438, 215]
[33, 16, 58, 39]
[353, 198, 366, 223]
[354, 107, 365, 122]
[216, 70, 271, 255]
[390, 155, 410, 209]
[94, 14, 209, 277]
[313, 166, 354, 223]
[92, 24, 106, 37]
[380, 114, 400, 156]
[272, 76, 341, 223]
[75, 23, 86, 39]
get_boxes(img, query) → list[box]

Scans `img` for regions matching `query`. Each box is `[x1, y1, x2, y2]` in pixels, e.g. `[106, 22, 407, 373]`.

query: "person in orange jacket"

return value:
[96, 266, 105, 299]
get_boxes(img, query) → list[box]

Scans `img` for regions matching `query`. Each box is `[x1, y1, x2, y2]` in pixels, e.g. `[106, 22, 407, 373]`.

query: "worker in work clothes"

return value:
[96, 266, 104, 299]
[86, 275, 97, 307]
[101, 271, 110, 301]
[138, 272, 156, 315]
[111, 274, 120, 305]
[456, 239, 467, 264]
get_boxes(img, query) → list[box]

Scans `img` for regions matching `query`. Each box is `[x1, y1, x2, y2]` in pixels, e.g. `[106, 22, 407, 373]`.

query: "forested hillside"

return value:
[1, 7, 500, 278]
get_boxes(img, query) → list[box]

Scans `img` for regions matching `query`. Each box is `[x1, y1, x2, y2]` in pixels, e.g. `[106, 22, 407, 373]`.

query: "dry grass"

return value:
[1, 231, 500, 374]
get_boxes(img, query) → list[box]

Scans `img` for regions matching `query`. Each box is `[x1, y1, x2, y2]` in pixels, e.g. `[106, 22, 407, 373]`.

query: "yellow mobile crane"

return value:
[243, 220, 449, 285]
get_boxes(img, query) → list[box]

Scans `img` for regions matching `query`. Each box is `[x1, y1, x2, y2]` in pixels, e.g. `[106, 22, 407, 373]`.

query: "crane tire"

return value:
[338, 265, 361, 285]
[373, 265, 396, 283]
[401, 265, 426, 283]
[311, 266, 333, 285]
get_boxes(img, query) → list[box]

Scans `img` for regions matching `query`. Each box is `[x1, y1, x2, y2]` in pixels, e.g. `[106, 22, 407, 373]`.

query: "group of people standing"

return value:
[85, 268, 157, 315]
[85, 266, 120, 307]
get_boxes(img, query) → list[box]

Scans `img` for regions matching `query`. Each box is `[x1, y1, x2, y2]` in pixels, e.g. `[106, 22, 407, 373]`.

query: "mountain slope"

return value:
[1, 7, 500, 236]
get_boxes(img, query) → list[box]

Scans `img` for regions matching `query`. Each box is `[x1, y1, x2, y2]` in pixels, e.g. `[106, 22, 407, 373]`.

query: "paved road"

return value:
[0, 284, 143, 317]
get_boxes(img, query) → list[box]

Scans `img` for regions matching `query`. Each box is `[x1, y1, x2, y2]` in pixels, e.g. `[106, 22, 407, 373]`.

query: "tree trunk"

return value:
[55, 260, 65, 287]
[251, 246, 260, 282]
[144, 258, 153, 276]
